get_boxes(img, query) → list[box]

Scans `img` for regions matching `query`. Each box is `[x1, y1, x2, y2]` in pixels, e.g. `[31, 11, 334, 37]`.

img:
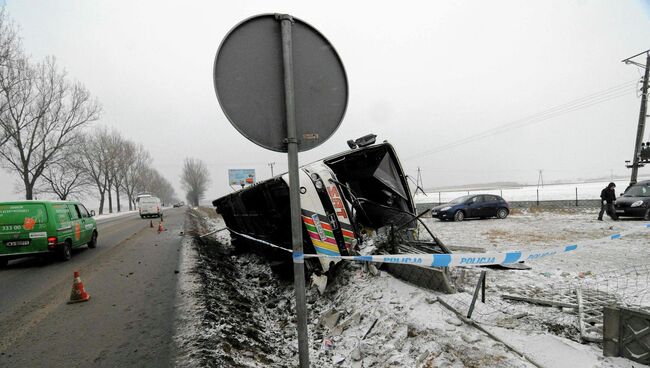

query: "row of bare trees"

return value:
[41, 127, 177, 214]
[0, 9, 100, 199]
[0, 8, 176, 213]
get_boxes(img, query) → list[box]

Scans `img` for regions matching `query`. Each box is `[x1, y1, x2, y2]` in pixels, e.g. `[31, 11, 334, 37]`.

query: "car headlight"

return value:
[440, 206, 451, 211]
[631, 200, 644, 208]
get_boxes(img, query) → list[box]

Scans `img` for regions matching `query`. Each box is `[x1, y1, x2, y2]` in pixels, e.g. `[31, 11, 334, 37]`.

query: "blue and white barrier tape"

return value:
[302, 243, 578, 267]
[225, 224, 649, 267]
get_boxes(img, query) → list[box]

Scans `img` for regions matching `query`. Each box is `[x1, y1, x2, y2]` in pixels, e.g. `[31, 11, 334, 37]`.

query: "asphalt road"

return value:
[0, 208, 186, 368]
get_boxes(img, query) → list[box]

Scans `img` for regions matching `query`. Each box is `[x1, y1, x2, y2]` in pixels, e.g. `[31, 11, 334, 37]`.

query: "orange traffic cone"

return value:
[158, 222, 164, 233]
[149, 220, 153, 228]
[68, 271, 90, 304]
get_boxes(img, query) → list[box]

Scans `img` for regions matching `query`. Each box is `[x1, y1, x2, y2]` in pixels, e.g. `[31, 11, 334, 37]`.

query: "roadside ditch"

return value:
[173, 207, 530, 368]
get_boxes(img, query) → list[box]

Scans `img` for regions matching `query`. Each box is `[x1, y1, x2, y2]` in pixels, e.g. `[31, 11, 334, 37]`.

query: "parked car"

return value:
[431, 194, 510, 221]
[139, 196, 163, 218]
[614, 180, 650, 220]
[0, 200, 98, 266]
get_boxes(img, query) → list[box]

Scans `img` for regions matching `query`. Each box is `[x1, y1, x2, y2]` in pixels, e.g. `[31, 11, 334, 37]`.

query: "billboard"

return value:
[228, 169, 256, 186]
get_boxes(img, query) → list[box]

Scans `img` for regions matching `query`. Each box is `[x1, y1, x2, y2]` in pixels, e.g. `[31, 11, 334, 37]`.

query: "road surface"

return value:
[0, 208, 186, 368]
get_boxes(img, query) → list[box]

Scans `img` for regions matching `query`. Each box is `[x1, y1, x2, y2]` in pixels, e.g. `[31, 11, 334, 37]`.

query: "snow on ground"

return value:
[423, 209, 648, 274]
[180, 208, 649, 368]
[93, 210, 137, 221]
[94, 206, 174, 221]
[173, 235, 204, 368]
[414, 176, 650, 204]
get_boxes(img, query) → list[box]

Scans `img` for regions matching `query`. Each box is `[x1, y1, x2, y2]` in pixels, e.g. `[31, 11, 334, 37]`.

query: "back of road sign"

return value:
[213, 14, 348, 153]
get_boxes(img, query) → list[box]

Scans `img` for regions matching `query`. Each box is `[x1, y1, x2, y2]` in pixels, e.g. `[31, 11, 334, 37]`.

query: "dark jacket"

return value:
[600, 187, 616, 203]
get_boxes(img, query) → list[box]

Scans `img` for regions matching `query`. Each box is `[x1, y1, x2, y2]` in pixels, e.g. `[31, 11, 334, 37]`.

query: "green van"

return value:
[0, 201, 98, 266]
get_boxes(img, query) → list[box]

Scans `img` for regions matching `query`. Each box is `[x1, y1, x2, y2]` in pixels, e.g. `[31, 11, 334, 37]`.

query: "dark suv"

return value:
[431, 194, 510, 221]
[614, 180, 650, 220]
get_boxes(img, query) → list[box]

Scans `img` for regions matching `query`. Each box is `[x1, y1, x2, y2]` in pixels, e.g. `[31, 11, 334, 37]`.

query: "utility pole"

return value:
[268, 162, 276, 177]
[623, 49, 650, 187]
[537, 169, 544, 189]
[413, 167, 427, 196]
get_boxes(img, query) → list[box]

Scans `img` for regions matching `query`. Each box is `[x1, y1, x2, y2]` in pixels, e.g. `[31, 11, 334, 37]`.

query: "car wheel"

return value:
[59, 241, 72, 261]
[644, 209, 650, 221]
[87, 231, 98, 249]
[496, 208, 509, 219]
[453, 210, 465, 222]
[0, 257, 8, 268]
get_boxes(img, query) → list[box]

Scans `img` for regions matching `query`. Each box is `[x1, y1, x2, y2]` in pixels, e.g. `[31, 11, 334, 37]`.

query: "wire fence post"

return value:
[467, 270, 487, 319]
[438, 192, 441, 205]
[481, 272, 486, 303]
[575, 187, 578, 207]
[536, 189, 539, 206]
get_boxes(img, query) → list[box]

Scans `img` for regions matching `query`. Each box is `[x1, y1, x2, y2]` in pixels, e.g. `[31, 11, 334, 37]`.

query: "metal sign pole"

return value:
[278, 14, 310, 368]
[214, 14, 347, 365]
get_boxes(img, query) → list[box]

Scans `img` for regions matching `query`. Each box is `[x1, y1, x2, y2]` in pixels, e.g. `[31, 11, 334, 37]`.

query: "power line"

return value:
[404, 80, 639, 160]
[409, 89, 634, 159]
[408, 82, 637, 158]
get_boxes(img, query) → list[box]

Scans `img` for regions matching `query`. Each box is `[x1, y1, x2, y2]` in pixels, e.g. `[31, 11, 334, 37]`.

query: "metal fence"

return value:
[604, 306, 650, 365]
[417, 199, 602, 212]
[435, 263, 650, 345]
[415, 185, 609, 210]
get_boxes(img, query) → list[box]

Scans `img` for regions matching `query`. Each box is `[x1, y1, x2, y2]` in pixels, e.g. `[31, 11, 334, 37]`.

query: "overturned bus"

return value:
[212, 140, 455, 293]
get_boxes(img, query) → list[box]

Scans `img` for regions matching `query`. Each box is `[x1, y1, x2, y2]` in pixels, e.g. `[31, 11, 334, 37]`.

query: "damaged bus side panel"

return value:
[213, 142, 455, 293]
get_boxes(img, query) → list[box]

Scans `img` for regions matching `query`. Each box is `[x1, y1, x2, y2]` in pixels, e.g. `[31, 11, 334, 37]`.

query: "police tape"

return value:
[226, 224, 650, 267]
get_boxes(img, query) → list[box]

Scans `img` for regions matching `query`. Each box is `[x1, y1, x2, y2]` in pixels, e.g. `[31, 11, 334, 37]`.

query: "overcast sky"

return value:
[1, 0, 650, 205]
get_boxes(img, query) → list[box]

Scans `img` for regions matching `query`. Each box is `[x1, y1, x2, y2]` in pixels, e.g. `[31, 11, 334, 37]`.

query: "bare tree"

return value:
[133, 165, 177, 206]
[78, 129, 110, 214]
[122, 143, 150, 210]
[0, 56, 101, 199]
[152, 171, 177, 205]
[180, 157, 210, 207]
[103, 129, 127, 213]
[0, 8, 22, 148]
[113, 136, 133, 212]
[0, 8, 19, 67]
[36, 138, 91, 200]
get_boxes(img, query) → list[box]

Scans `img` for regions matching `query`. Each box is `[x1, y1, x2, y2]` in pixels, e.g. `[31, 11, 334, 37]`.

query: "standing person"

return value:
[598, 182, 618, 221]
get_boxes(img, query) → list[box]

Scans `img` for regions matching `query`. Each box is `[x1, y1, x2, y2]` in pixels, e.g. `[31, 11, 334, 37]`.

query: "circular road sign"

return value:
[213, 14, 348, 153]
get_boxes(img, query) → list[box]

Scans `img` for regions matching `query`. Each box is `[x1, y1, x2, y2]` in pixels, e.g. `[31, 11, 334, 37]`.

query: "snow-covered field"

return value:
[414, 176, 650, 204]
[179, 208, 650, 368]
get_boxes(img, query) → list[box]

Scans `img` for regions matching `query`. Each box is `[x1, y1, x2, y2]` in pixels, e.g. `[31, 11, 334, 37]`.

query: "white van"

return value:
[139, 196, 163, 218]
